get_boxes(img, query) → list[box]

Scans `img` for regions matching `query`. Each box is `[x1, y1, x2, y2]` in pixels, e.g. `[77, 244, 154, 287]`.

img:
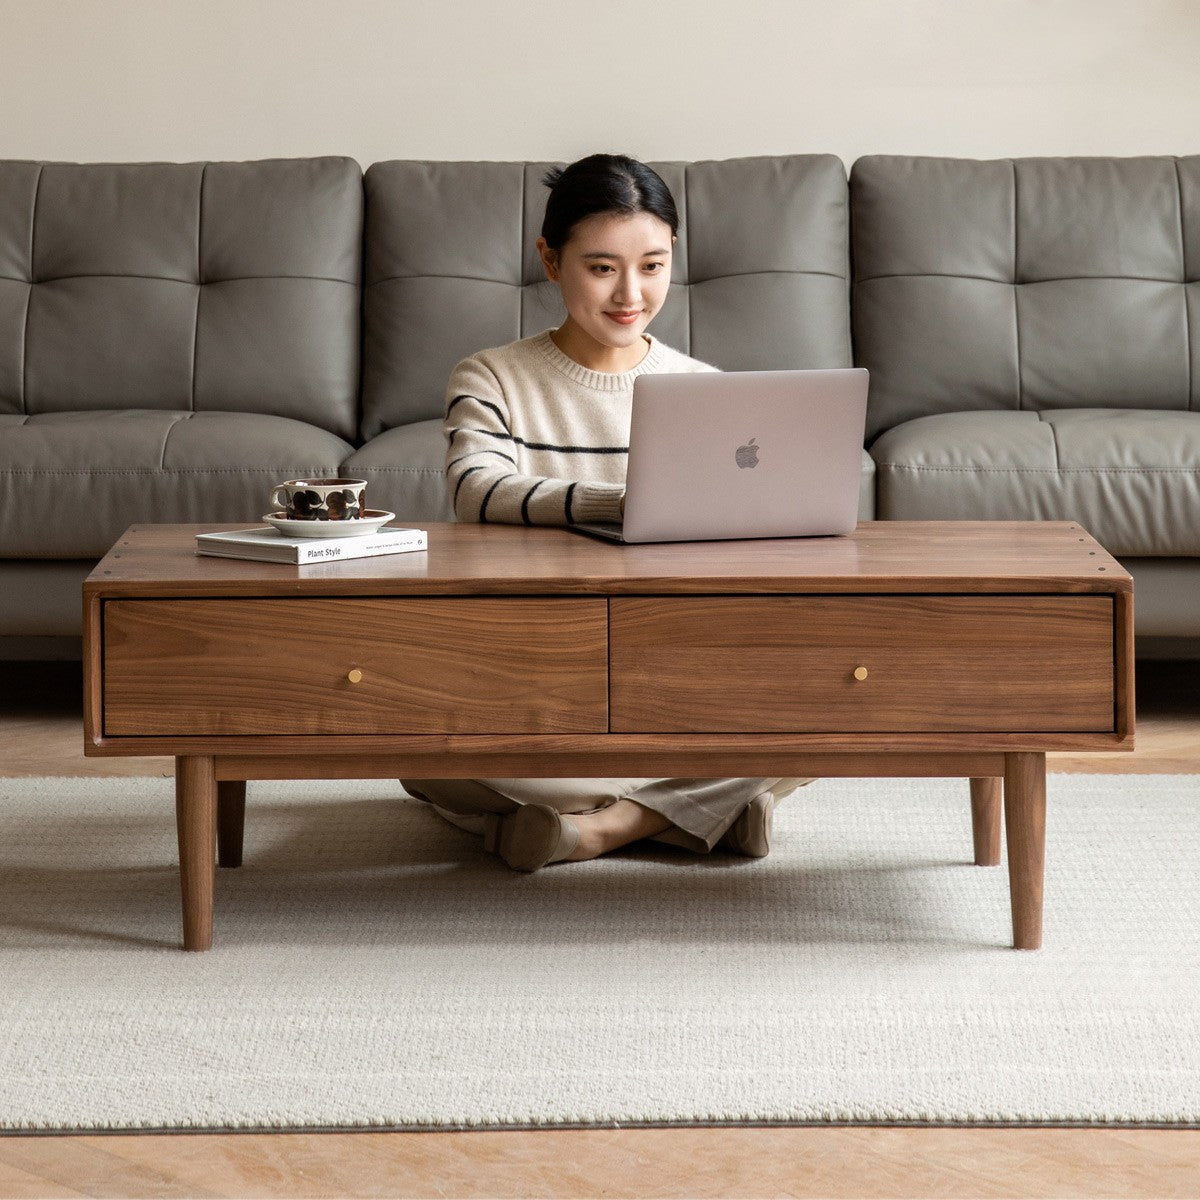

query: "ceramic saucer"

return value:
[263, 509, 396, 538]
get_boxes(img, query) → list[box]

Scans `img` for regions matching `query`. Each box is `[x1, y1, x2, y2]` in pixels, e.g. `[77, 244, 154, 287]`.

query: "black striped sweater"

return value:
[444, 330, 716, 525]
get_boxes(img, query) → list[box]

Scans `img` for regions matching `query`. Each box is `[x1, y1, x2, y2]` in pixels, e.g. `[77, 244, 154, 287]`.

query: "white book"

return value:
[196, 526, 428, 564]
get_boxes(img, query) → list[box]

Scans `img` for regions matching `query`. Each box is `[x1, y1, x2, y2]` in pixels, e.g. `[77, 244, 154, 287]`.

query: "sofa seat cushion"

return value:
[341, 418, 454, 524]
[0, 410, 353, 557]
[871, 408, 1200, 557]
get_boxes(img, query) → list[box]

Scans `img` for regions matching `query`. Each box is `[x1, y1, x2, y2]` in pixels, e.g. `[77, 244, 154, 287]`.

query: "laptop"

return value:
[573, 367, 869, 543]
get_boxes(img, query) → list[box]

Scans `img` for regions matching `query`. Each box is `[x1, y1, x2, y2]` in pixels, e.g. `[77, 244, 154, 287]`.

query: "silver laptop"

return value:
[574, 367, 869, 543]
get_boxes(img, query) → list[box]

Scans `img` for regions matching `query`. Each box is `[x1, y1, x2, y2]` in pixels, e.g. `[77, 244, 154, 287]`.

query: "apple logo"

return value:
[735, 437, 760, 469]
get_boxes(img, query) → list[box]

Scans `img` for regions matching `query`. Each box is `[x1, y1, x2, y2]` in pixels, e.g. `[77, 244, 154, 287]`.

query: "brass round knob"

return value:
[853, 666, 869, 681]
[347, 669, 363, 684]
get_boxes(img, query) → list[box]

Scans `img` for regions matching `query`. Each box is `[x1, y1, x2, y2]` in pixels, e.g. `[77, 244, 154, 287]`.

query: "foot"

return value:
[484, 804, 581, 872]
[719, 792, 777, 858]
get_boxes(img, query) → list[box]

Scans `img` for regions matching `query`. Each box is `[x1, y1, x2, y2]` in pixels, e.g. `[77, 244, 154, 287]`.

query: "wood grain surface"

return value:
[610, 594, 1116, 733]
[85, 520, 1133, 597]
[2, 1125, 1199, 1199]
[174, 754, 216, 952]
[1005, 751, 1048, 951]
[84, 728, 1132, 761]
[102, 596, 609, 736]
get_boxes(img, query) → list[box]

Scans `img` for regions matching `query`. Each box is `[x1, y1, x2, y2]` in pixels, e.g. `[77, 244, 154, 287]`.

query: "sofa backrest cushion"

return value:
[361, 155, 851, 439]
[0, 157, 362, 440]
[851, 155, 1200, 441]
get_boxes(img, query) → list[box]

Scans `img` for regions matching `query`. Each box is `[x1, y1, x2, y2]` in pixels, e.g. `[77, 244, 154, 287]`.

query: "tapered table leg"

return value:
[969, 776, 1002, 866]
[1003, 752, 1046, 950]
[217, 780, 247, 869]
[176, 755, 217, 951]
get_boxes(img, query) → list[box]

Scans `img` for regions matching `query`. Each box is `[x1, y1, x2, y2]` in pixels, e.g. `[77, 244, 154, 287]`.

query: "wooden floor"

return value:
[1, 659, 1198, 1199]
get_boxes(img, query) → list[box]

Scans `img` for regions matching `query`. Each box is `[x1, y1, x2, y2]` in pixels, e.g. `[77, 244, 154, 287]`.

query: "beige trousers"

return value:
[400, 776, 810, 853]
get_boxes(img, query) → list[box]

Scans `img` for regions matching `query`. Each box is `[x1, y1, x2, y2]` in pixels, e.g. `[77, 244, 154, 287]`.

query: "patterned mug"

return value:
[270, 478, 368, 521]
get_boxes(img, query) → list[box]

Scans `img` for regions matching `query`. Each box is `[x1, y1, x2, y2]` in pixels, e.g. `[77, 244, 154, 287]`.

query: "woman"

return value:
[402, 154, 806, 871]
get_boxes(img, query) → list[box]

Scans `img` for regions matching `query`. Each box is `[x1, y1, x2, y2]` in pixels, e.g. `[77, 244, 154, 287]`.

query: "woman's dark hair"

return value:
[540, 154, 678, 251]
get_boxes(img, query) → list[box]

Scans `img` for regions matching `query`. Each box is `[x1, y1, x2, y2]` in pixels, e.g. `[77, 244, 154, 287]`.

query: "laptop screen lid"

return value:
[618, 367, 869, 544]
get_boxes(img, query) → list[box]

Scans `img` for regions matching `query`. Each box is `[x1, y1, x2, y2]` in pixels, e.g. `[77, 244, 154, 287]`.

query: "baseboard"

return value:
[1135, 637, 1200, 660]
[0, 636, 83, 661]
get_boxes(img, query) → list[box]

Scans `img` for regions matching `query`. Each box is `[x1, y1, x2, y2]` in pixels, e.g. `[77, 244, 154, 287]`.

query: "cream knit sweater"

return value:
[444, 330, 716, 526]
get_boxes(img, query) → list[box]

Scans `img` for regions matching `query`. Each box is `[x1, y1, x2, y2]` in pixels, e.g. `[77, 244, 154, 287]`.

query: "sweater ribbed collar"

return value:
[532, 329, 669, 391]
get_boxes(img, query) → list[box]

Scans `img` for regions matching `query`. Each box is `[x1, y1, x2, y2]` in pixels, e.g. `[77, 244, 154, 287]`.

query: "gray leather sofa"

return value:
[1, 151, 1195, 657]
[0, 157, 364, 650]
[852, 155, 1200, 656]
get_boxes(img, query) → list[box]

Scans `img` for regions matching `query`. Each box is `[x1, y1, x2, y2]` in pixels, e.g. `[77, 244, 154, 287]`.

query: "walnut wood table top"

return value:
[86, 519, 1128, 595]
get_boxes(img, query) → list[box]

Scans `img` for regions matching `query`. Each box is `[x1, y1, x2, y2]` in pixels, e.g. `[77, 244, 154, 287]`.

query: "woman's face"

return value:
[538, 210, 674, 368]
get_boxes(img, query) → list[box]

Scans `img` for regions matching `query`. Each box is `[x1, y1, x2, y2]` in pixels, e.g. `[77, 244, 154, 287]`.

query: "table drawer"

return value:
[609, 596, 1115, 733]
[103, 597, 608, 736]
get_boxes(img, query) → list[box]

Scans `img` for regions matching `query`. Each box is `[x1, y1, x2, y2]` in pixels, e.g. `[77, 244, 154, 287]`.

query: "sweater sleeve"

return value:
[443, 359, 625, 527]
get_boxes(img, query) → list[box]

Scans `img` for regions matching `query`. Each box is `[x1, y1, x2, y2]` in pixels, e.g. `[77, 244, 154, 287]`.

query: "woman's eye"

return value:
[591, 265, 614, 275]
[644, 262, 665, 273]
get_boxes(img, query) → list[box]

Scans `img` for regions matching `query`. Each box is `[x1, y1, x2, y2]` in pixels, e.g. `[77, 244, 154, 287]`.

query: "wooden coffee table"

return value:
[83, 521, 1134, 952]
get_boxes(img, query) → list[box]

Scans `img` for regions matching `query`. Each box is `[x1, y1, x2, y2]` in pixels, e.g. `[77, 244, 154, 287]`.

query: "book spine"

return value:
[293, 533, 427, 564]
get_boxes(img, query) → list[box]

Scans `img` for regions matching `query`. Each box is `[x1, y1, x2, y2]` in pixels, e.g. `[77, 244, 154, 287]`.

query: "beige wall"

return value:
[2, 0, 1198, 165]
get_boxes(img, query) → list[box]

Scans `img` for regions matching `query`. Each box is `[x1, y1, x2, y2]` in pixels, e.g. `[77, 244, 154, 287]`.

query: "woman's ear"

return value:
[536, 237, 559, 282]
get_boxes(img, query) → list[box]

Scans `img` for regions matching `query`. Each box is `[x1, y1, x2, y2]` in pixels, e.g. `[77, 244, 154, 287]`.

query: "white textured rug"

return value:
[0, 774, 1197, 1131]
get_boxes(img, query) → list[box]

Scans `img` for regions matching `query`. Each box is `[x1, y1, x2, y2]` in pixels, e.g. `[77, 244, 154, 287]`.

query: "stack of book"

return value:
[195, 525, 427, 564]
